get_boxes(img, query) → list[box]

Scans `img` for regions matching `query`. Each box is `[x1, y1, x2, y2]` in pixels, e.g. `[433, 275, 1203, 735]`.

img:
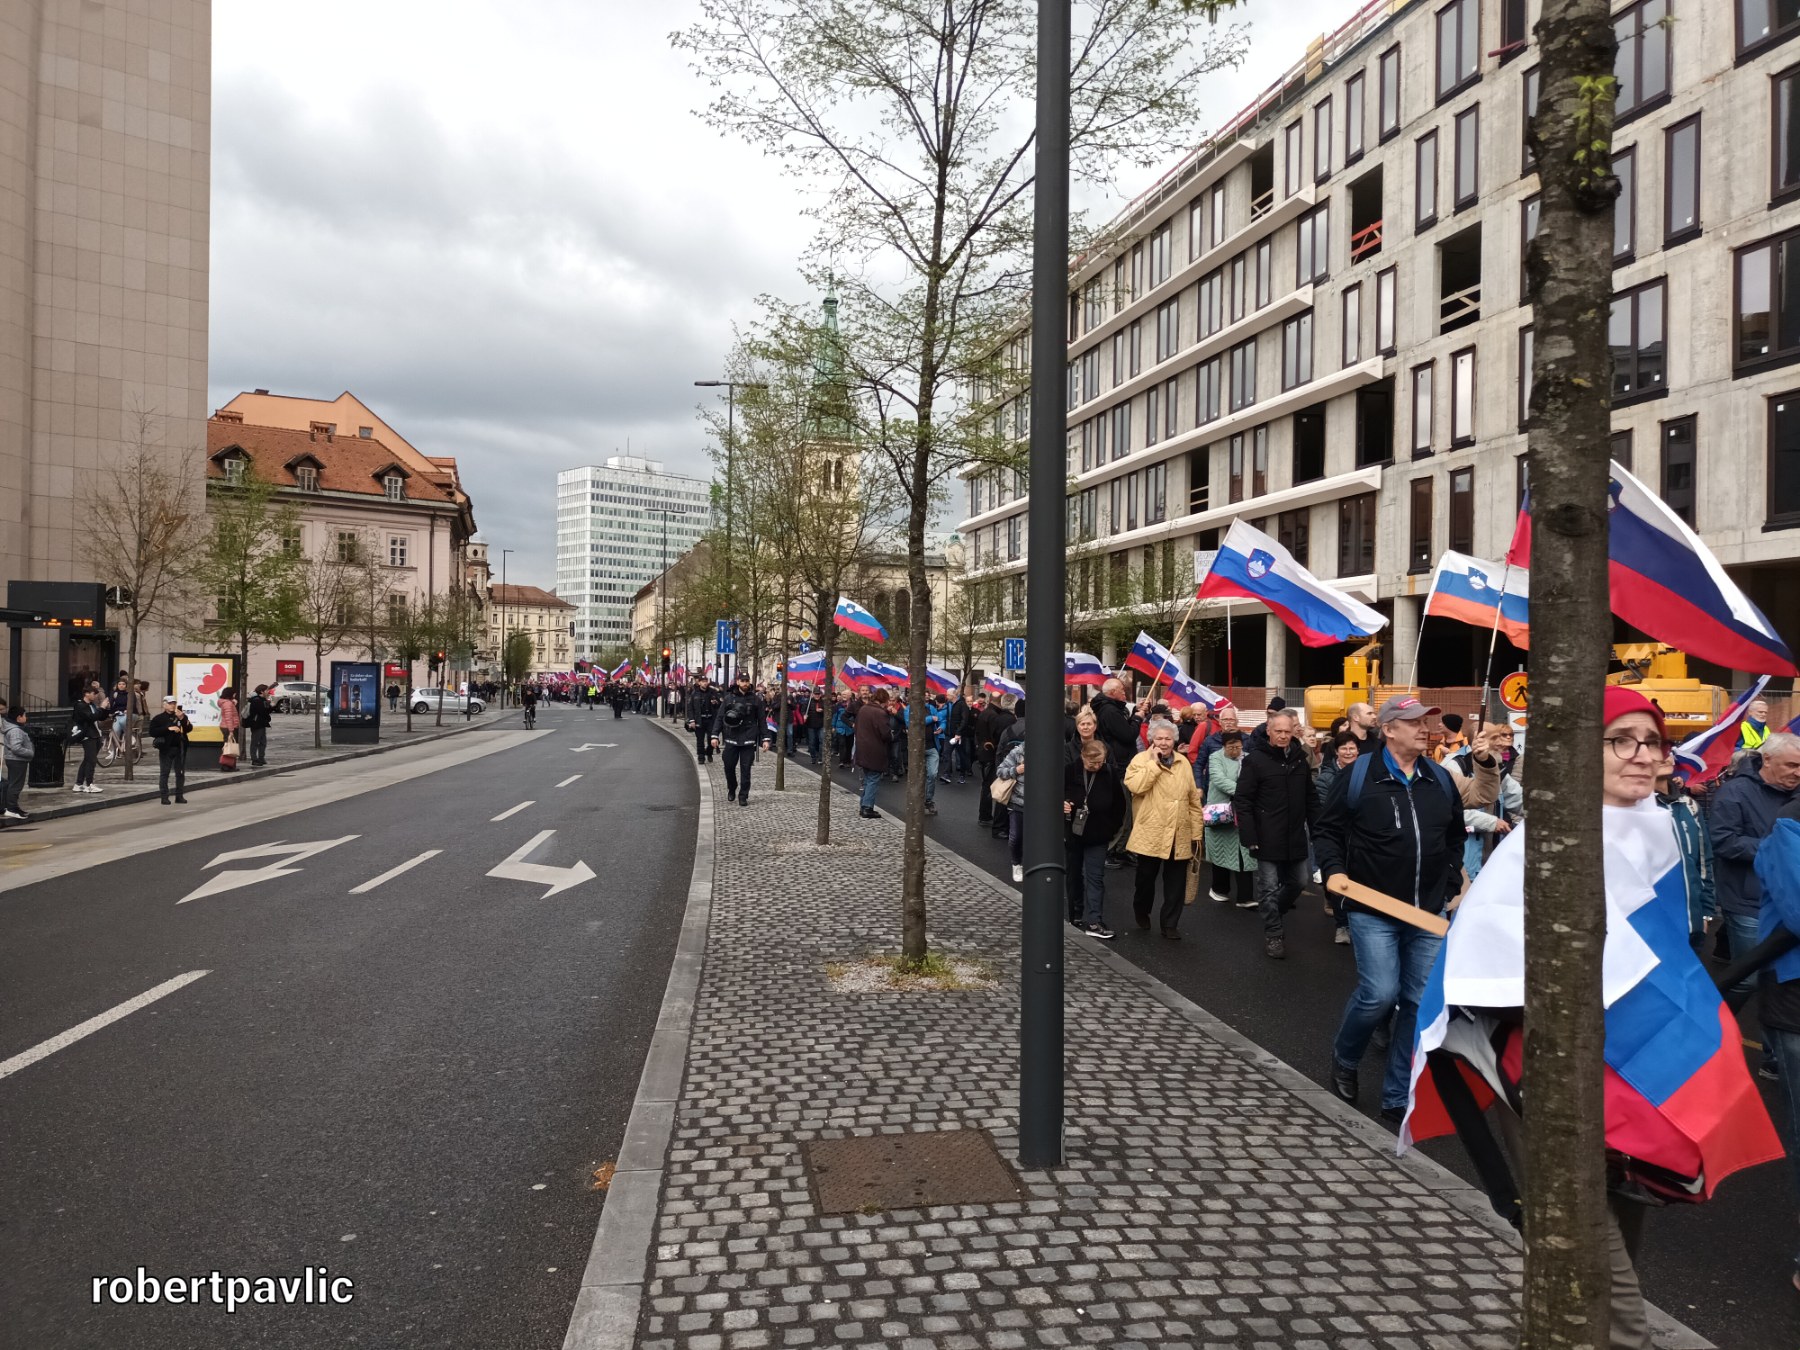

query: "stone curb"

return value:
[561, 718, 712, 1350]
[17, 713, 502, 824]
[790, 757, 1715, 1350]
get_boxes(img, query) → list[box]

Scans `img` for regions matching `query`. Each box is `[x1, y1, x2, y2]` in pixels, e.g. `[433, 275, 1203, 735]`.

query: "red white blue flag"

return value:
[1163, 671, 1228, 712]
[925, 665, 960, 695]
[1672, 676, 1771, 787]
[786, 650, 828, 684]
[838, 657, 877, 689]
[983, 673, 1024, 700]
[833, 595, 888, 643]
[1199, 519, 1387, 647]
[1062, 652, 1107, 687]
[864, 657, 909, 686]
[1508, 463, 1796, 675]
[1423, 551, 1530, 648]
[1122, 630, 1183, 684]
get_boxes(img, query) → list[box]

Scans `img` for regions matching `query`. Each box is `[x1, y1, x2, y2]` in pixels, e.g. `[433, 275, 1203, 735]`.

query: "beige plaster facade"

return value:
[489, 583, 574, 675]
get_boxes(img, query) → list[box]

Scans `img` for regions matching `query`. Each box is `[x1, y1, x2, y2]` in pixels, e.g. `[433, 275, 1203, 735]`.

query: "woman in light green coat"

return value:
[1202, 732, 1255, 907]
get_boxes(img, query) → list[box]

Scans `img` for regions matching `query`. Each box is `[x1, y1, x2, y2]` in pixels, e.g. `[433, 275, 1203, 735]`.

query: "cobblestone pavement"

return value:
[631, 761, 1665, 1350]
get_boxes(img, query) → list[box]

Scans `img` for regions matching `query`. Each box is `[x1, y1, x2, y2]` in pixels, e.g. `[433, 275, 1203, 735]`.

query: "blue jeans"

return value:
[808, 726, 822, 763]
[1333, 910, 1443, 1110]
[1463, 831, 1486, 882]
[1067, 840, 1107, 925]
[1725, 912, 1779, 1073]
[1765, 1026, 1800, 1274]
[924, 746, 939, 803]
[860, 767, 883, 812]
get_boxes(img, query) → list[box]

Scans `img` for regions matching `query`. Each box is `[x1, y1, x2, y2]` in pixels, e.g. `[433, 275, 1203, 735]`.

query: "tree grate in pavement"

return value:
[802, 1128, 1022, 1214]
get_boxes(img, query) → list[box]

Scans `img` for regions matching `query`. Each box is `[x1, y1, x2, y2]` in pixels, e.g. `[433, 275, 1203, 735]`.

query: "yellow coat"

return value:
[1122, 748, 1205, 860]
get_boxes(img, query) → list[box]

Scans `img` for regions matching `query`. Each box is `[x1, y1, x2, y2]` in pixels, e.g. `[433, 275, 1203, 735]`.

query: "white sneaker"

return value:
[1011, 864, 1024, 883]
[3, 809, 22, 819]
[72, 785, 85, 792]
[1209, 890, 1230, 904]
[86, 785, 101, 793]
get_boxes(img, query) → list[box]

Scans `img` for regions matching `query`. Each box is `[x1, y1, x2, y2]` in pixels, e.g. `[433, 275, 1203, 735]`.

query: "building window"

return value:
[336, 531, 360, 564]
[1130, 320, 1143, 377]
[1660, 415, 1697, 527]
[1198, 268, 1224, 338]
[1611, 279, 1667, 405]
[1282, 312, 1314, 390]
[1416, 130, 1439, 230]
[1522, 67, 1540, 174]
[1379, 44, 1402, 141]
[1146, 462, 1167, 524]
[1343, 283, 1363, 366]
[1208, 183, 1227, 252]
[1145, 385, 1161, 447]
[297, 465, 319, 492]
[1132, 243, 1144, 298]
[1743, 0, 1800, 59]
[1108, 479, 1124, 536]
[1377, 266, 1397, 353]
[280, 525, 302, 556]
[1187, 201, 1203, 262]
[1409, 476, 1434, 573]
[1450, 347, 1476, 445]
[1664, 116, 1700, 246]
[1778, 66, 1800, 202]
[1297, 203, 1330, 285]
[222, 455, 245, 484]
[388, 535, 408, 568]
[1255, 238, 1273, 308]
[1163, 376, 1179, 438]
[1314, 98, 1333, 182]
[1614, 146, 1636, 262]
[384, 473, 404, 501]
[1345, 72, 1366, 164]
[1082, 349, 1100, 400]
[1294, 407, 1327, 484]
[1453, 106, 1479, 209]
[1084, 281, 1104, 331]
[1615, 0, 1671, 123]
[1276, 507, 1310, 567]
[1734, 228, 1800, 373]
[1610, 428, 1633, 471]
[1339, 492, 1377, 576]
[1112, 402, 1132, 461]
[1125, 473, 1141, 532]
[1229, 339, 1258, 412]
[1229, 252, 1248, 323]
[1770, 391, 1800, 525]
[1500, 0, 1528, 54]
[1228, 434, 1245, 503]
[1252, 424, 1269, 497]
[1285, 120, 1304, 197]
[1449, 466, 1475, 554]
[1112, 331, 1128, 388]
[1518, 325, 1535, 428]
[1156, 297, 1180, 362]
[1436, 0, 1480, 102]
[1149, 222, 1172, 288]
[1196, 357, 1222, 424]
[1412, 361, 1435, 457]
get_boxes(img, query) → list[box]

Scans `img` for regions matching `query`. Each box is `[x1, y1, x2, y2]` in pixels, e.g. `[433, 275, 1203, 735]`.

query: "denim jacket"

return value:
[1658, 789, 1717, 941]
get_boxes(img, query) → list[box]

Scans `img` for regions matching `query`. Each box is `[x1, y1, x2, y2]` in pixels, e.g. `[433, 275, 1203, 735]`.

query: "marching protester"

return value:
[710, 670, 769, 806]
[973, 694, 1013, 837]
[1063, 735, 1124, 938]
[146, 694, 193, 806]
[1201, 730, 1255, 909]
[1232, 706, 1320, 960]
[944, 686, 972, 784]
[1122, 717, 1204, 940]
[1741, 696, 1773, 752]
[853, 687, 893, 820]
[995, 725, 1027, 883]
[687, 673, 721, 763]
[1090, 677, 1144, 865]
[1656, 756, 1716, 949]
[1753, 799, 1800, 1295]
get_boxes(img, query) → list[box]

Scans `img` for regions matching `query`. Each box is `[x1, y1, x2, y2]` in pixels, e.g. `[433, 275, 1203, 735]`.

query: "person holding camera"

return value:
[146, 695, 193, 805]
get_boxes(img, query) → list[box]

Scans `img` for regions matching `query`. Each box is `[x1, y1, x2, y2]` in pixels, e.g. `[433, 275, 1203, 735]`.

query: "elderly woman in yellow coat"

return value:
[1123, 716, 1207, 939]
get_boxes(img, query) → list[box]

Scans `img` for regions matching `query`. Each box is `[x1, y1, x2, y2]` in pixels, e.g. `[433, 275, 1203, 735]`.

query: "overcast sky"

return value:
[209, 0, 1363, 588]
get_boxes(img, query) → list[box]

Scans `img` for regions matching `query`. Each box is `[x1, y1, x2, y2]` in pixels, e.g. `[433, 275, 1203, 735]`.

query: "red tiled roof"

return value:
[491, 584, 573, 610]
[205, 418, 456, 504]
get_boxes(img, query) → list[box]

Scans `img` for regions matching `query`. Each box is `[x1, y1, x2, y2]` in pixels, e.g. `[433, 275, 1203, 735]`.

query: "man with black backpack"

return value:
[710, 670, 769, 805]
[1315, 695, 1499, 1122]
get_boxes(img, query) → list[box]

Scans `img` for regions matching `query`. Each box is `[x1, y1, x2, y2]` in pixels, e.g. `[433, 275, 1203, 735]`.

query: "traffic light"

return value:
[432, 649, 446, 668]
[661, 646, 671, 674]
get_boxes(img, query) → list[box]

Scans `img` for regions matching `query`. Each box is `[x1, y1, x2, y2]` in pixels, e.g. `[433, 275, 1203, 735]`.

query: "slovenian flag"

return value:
[1199, 519, 1387, 647]
[1122, 630, 1183, 684]
[984, 673, 1025, 700]
[1673, 676, 1771, 788]
[1063, 652, 1107, 687]
[839, 656, 876, 689]
[609, 659, 632, 680]
[1423, 551, 1530, 648]
[925, 665, 960, 695]
[833, 595, 888, 643]
[1164, 672, 1228, 712]
[1508, 463, 1797, 675]
[864, 657, 909, 686]
[1403, 802, 1782, 1196]
[786, 650, 828, 684]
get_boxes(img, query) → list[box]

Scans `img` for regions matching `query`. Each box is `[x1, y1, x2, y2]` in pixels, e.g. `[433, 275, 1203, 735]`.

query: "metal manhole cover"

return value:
[802, 1128, 1023, 1214]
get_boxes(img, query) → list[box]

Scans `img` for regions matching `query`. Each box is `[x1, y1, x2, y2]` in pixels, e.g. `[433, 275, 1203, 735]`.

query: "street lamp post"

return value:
[500, 548, 513, 704]
[647, 507, 696, 717]
[693, 378, 767, 685]
[1020, 0, 1071, 1171]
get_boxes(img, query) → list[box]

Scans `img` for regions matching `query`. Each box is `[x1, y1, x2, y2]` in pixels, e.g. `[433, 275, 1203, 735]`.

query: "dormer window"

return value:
[359, 426, 374, 439]
[297, 466, 319, 492]
[222, 455, 246, 484]
[383, 474, 405, 501]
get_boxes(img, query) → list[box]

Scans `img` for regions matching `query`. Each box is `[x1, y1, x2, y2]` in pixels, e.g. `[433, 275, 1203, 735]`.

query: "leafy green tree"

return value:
[193, 465, 302, 688]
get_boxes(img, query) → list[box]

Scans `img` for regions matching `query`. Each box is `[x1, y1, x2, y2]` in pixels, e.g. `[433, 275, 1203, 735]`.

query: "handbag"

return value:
[989, 775, 1016, 806]
[1202, 801, 1236, 826]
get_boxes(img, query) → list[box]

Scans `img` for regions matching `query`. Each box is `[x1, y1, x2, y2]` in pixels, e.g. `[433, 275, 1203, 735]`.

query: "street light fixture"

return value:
[647, 505, 701, 716]
[694, 378, 768, 683]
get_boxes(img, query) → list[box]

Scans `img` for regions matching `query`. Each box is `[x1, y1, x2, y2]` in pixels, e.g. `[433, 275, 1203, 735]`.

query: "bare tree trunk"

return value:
[900, 407, 935, 965]
[123, 618, 140, 782]
[817, 629, 837, 846]
[775, 594, 791, 792]
[1518, 3, 1617, 1346]
[313, 636, 325, 749]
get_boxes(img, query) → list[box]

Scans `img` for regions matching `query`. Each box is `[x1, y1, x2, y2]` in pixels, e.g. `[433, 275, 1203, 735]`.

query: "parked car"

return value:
[410, 688, 486, 715]
[269, 681, 322, 713]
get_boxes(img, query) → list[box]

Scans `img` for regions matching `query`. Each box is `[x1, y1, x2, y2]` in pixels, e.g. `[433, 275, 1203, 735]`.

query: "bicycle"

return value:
[98, 719, 140, 769]
[523, 703, 537, 730]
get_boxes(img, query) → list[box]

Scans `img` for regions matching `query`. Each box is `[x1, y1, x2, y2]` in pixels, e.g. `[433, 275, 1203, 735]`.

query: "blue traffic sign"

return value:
[1003, 637, 1026, 671]
[716, 619, 737, 655]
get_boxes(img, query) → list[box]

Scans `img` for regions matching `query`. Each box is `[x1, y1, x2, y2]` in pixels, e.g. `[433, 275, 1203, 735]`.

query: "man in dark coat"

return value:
[944, 689, 972, 783]
[1089, 677, 1145, 861]
[687, 675, 722, 763]
[1232, 707, 1321, 960]
[972, 695, 1014, 832]
[710, 671, 769, 805]
[853, 688, 893, 819]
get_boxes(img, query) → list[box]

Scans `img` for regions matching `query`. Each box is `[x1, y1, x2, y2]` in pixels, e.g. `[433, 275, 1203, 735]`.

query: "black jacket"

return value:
[853, 701, 893, 771]
[147, 710, 192, 752]
[712, 687, 767, 745]
[972, 705, 1013, 766]
[1063, 757, 1126, 845]
[71, 700, 103, 742]
[1088, 694, 1141, 771]
[1231, 737, 1320, 862]
[1314, 750, 1466, 915]
[244, 694, 273, 729]
[687, 685, 722, 729]
[946, 697, 971, 742]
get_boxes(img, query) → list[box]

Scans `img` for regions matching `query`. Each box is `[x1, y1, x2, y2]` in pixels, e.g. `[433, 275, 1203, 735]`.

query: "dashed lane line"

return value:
[349, 850, 442, 895]
[0, 971, 211, 1083]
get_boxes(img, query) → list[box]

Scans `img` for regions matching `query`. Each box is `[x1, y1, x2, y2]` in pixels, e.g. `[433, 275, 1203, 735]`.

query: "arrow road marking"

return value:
[179, 836, 361, 904]
[486, 830, 595, 898]
[570, 744, 617, 753]
[349, 849, 441, 895]
[556, 775, 582, 788]
[0, 971, 210, 1082]
[491, 801, 534, 822]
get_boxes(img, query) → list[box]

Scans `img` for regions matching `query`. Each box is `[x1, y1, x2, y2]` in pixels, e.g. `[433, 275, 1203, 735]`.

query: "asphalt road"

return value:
[0, 707, 696, 1350]
[827, 752, 1800, 1350]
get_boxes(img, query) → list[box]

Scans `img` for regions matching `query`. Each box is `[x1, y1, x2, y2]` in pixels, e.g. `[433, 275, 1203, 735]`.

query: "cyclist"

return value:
[522, 682, 539, 730]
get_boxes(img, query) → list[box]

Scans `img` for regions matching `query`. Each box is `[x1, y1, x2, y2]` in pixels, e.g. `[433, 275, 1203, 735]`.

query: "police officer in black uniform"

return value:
[687, 674, 722, 763]
[710, 671, 769, 805]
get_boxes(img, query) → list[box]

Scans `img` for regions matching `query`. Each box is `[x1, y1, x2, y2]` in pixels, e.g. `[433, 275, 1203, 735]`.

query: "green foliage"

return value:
[502, 631, 535, 682]
[193, 467, 303, 665]
[1569, 74, 1618, 194]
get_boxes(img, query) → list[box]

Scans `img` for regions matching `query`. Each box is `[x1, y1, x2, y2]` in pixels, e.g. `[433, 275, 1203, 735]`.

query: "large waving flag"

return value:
[1424, 552, 1530, 648]
[1122, 630, 1183, 684]
[1199, 519, 1387, 647]
[1164, 671, 1228, 712]
[839, 656, 876, 689]
[786, 650, 828, 684]
[1403, 802, 1782, 1197]
[925, 665, 960, 696]
[1673, 677, 1771, 788]
[984, 673, 1025, 700]
[1508, 464, 1797, 675]
[864, 657, 909, 686]
[1063, 652, 1107, 687]
[833, 595, 888, 643]
[609, 658, 632, 680]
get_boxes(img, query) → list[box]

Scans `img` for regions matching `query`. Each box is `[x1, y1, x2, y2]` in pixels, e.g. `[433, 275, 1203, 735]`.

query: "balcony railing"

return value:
[1350, 219, 1384, 264]
[1440, 284, 1481, 333]
[1250, 187, 1275, 222]
[1189, 482, 1211, 514]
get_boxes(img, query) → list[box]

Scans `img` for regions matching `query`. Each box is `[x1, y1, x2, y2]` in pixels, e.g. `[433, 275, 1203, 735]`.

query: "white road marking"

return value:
[570, 744, 617, 753]
[0, 970, 210, 1082]
[179, 836, 361, 904]
[491, 801, 535, 822]
[487, 830, 595, 898]
[556, 775, 582, 788]
[349, 849, 441, 894]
